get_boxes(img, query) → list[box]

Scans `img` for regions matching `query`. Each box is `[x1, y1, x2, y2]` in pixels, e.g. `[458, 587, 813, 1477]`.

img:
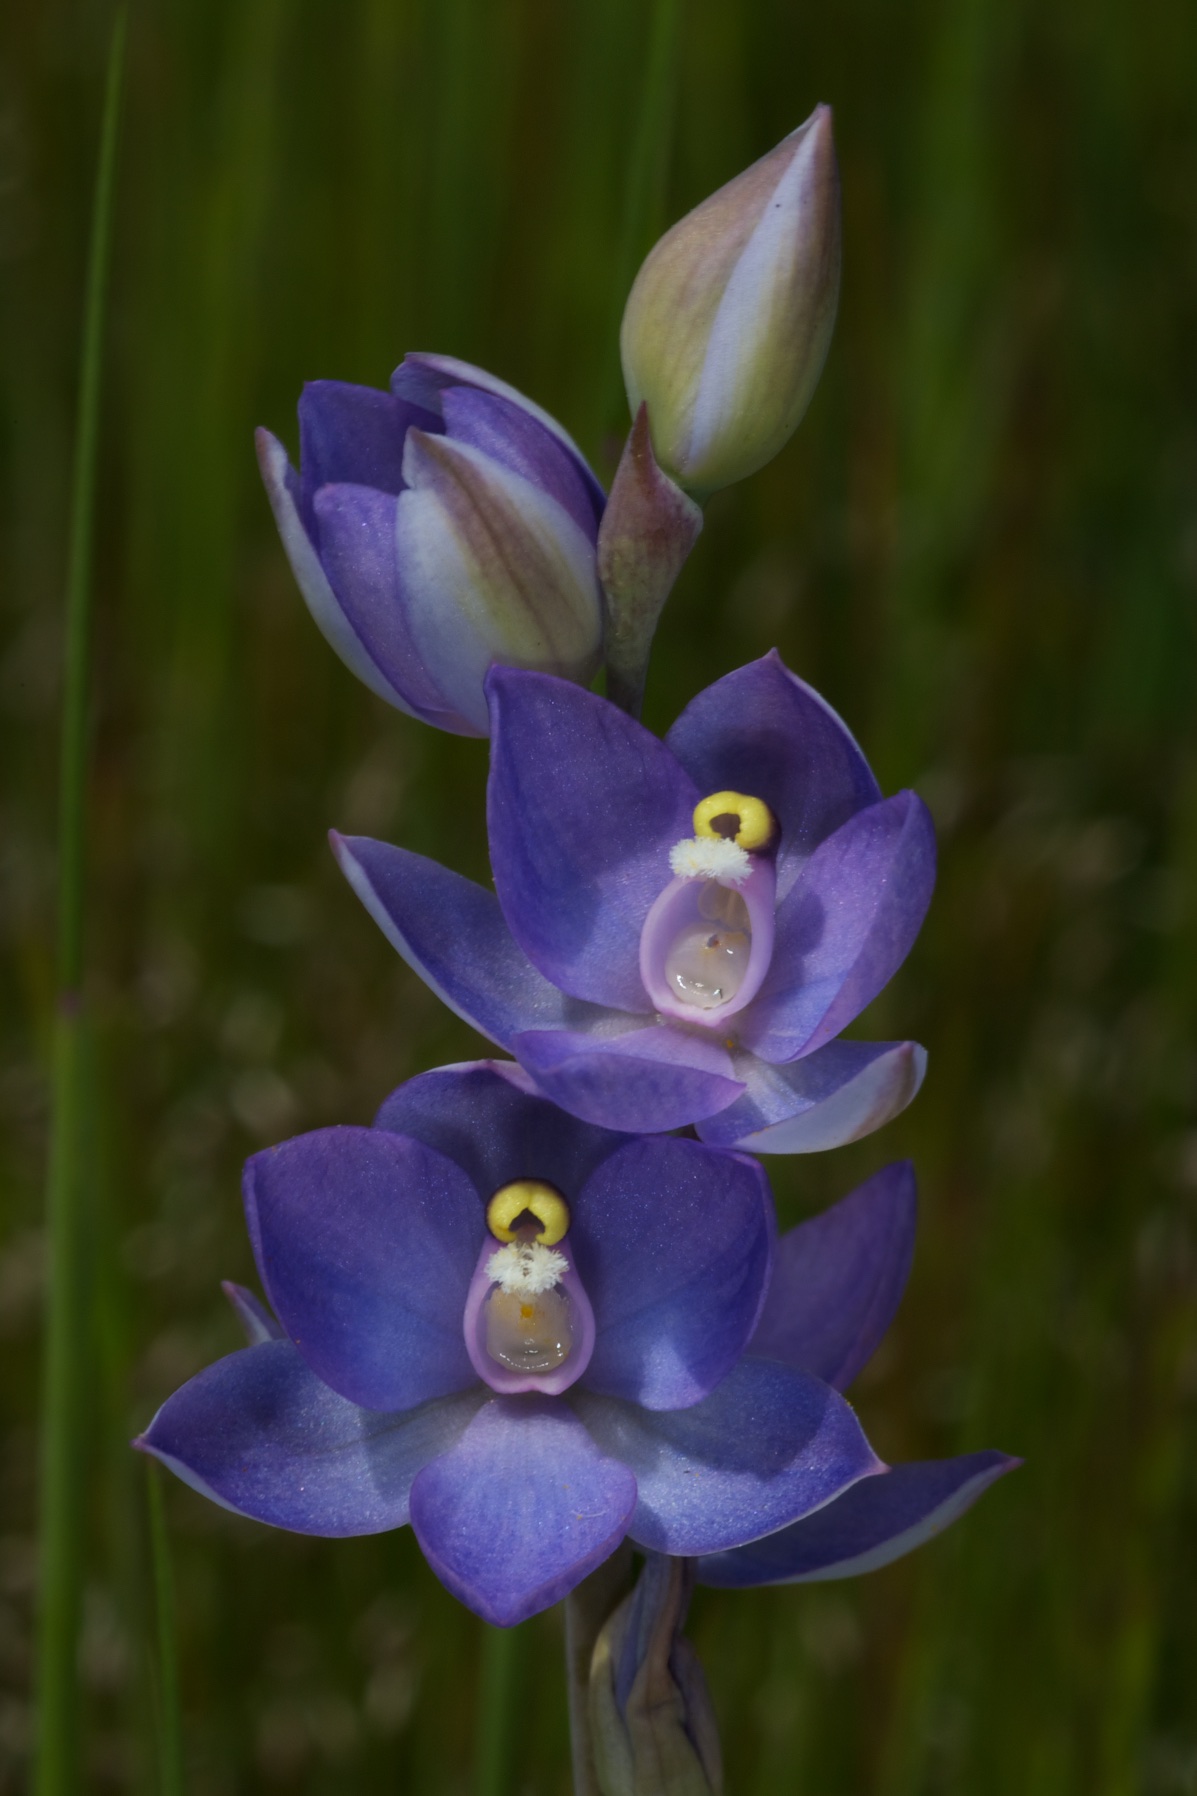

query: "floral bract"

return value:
[256, 353, 607, 734]
[137, 1066, 1013, 1627]
[335, 651, 936, 1149]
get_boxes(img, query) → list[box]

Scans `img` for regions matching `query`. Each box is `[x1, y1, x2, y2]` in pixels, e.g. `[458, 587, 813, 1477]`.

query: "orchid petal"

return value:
[749, 1162, 915, 1388]
[740, 791, 936, 1061]
[297, 379, 435, 517]
[573, 1357, 882, 1556]
[312, 483, 471, 729]
[409, 1397, 636, 1626]
[137, 1341, 485, 1536]
[255, 430, 418, 715]
[696, 1040, 925, 1153]
[332, 834, 606, 1050]
[697, 1452, 1020, 1586]
[392, 352, 606, 528]
[486, 669, 698, 1009]
[396, 434, 603, 735]
[512, 1024, 743, 1133]
[243, 1127, 483, 1412]
[440, 387, 601, 543]
[221, 1281, 283, 1345]
[573, 1137, 773, 1409]
[665, 653, 880, 898]
[374, 1060, 625, 1201]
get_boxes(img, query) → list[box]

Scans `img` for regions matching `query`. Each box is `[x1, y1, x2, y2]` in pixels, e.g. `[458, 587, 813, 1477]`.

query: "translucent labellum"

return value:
[642, 843, 776, 1027]
[462, 1203, 595, 1397]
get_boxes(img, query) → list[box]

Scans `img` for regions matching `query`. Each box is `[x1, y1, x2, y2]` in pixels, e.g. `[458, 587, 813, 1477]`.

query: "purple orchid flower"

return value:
[136, 1065, 1015, 1628]
[256, 354, 607, 735]
[333, 651, 936, 1150]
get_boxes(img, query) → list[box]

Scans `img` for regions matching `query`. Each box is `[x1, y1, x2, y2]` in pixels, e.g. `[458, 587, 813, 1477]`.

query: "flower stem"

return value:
[564, 1543, 634, 1796]
[33, 13, 126, 1794]
[146, 1465, 186, 1796]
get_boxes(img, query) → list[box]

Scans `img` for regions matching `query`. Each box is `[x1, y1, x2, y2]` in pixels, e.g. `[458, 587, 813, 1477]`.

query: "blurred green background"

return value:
[3, 0, 1196, 1790]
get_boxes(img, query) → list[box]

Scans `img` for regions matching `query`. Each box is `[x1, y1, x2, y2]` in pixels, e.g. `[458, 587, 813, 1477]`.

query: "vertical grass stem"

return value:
[34, 14, 127, 1794]
[146, 1465, 185, 1796]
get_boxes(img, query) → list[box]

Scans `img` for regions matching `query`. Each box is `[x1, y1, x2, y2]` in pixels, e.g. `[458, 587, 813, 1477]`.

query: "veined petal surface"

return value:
[572, 1137, 773, 1410]
[697, 1039, 925, 1153]
[512, 1024, 743, 1133]
[740, 791, 935, 1061]
[409, 1397, 637, 1626]
[244, 1128, 483, 1412]
[137, 1342, 485, 1536]
[665, 653, 880, 898]
[697, 1452, 1020, 1586]
[487, 669, 698, 1010]
[374, 1060, 625, 1200]
[749, 1163, 915, 1388]
[573, 1357, 881, 1556]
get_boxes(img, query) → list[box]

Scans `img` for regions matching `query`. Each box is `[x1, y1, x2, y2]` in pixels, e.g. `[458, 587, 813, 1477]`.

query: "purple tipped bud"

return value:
[620, 106, 841, 495]
[256, 357, 606, 736]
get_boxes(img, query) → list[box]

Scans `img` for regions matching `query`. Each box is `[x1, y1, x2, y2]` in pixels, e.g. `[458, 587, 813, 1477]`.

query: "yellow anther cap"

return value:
[692, 790, 776, 853]
[486, 1180, 571, 1246]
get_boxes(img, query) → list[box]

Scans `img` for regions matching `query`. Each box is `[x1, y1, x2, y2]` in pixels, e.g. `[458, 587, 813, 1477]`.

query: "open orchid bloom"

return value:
[137, 1066, 1013, 1628]
[335, 652, 936, 1150]
[256, 353, 606, 735]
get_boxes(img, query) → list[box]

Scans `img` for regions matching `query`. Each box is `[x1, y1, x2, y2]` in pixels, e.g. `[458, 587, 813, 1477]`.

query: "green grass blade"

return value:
[33, 14, 128, 1794]
[475, 1620, 522, 1796]
[146, 1465, 186, 1796]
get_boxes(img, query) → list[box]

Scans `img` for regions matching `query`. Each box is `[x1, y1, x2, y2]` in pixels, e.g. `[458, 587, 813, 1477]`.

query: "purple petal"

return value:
[749, 1162, 915, 1388]
[512, 1024, 744, 1133]
[486, 669, 697, 1010]
[333, 834, 608, 1049]
[462, 1236, 596, 1396]
[243, 1127, 483, 1412]
[440, 387, 601, 543]
[256, 430, 419, 715]
[391, 353, 606, 528]
[696, 1039, 926, 1153]
[573, 1357, 882, 1556]
[409, 1397, 636, 1626]
[395, 433, 602, 734]
[665, 654, 881, 899]
[222, 1281, 283, 1345]
[740, 792, 936, 1061]
[697, 1452, 1020, 1586]
[374, 1060, 625, 1202]
[137, 1341, 485, 1536]
[297, 379, 437, 518]
[572, 1137, 773, 1410]
[311, 484, 473, 730]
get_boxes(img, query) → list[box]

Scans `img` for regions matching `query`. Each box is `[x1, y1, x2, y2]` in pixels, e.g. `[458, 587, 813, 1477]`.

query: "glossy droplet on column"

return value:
[665, 883, 753, 1010]
[485, 1284, 576, 1372]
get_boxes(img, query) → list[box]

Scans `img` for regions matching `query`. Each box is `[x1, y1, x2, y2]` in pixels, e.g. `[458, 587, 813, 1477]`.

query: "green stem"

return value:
[146, 1466, 185, 1796]
[33, 14, 127, 1795]
[475, 1621, 522, 1796]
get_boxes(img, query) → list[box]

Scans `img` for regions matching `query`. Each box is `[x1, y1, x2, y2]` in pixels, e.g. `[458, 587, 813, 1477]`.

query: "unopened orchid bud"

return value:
[589, 1554, 722, 1796]
[620, 106, 841, 495]
[256, 355, 606, 736]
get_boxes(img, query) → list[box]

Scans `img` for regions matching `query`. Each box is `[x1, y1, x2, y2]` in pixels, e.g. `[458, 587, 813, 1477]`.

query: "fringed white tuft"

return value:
[668, 835, 751, 884]
[486, 1241, 568, 1296]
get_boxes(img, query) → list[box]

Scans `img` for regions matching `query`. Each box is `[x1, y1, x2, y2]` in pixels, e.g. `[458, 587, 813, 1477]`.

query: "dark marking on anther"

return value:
[709, 812, 741, 839]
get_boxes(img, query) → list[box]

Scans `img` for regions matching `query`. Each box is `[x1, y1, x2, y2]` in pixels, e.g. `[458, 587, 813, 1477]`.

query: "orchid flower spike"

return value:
[136, 1068, 1016, 1628]
[620, 106, 841, 495]
[256, 354, 606, 735]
